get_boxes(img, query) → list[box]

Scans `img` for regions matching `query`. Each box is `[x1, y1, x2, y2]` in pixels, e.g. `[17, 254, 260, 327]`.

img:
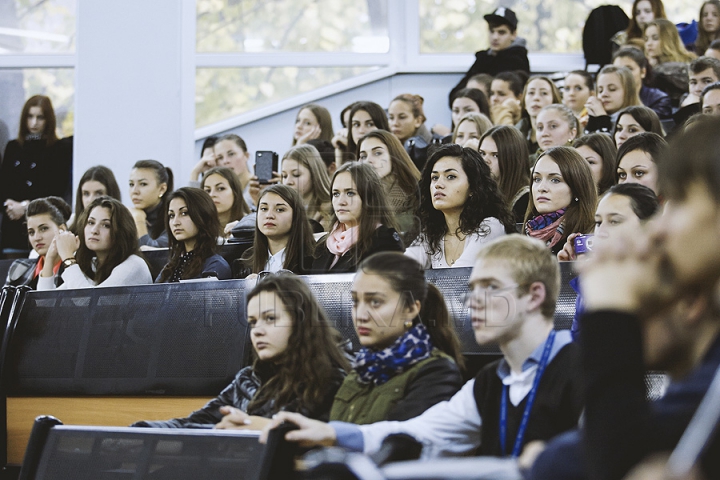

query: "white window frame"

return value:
[194, 0, 586, 139]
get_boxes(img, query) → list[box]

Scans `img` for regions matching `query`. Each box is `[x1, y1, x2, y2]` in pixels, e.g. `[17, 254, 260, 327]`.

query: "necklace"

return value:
[444, 233, 466, 266]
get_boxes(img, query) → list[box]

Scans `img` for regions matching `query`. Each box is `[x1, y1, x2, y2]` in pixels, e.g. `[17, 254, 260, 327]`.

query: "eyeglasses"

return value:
[461, 283, 520, 307]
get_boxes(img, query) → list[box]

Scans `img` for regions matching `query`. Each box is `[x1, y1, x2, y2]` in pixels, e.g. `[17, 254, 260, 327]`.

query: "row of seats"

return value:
[18, 415, 297, 480]
[0, 264, 581, 468]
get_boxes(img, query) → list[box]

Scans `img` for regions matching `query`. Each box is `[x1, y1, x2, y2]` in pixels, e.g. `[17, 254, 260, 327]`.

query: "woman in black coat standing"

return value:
[1, 95, 72, 257]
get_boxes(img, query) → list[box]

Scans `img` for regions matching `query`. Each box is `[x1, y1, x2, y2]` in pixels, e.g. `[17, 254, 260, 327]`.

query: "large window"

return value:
[0, 0, 76, 151]
[195, 0, 391, 129]
[196, 0, 389, 53]
[0, 0, 75, 54]
[196, 66, 380, 127]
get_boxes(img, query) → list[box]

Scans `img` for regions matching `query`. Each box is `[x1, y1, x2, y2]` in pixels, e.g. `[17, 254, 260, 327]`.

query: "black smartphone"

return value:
[255, 151, 278, 184]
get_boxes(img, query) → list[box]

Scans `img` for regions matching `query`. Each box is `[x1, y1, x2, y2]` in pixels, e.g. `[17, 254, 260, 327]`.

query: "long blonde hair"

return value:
[645, 19, 697, 64]
[282, 144, 332, 227]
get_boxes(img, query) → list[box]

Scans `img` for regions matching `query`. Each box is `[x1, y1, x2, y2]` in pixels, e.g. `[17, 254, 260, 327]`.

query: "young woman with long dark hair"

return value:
[201, 166, 252, 240]
[406, 144, 513, 268]
[37, 197, 152, 289]
[616, 132, 667, 195]
[1, 95, 72, 256]
[237, 184, 316, 278]
[156, 188, 232, 282]
[129, 159, 174, 248]
[133, 273, 350, 428]
[524, 146, 597, 254]
[312, 163, 404, 273]
[330, 252, 464, 423]
[356, 130, 421, 239]
[613, 105, 664, 148]
[70, 166, 122, 233]
[572, 133, 617, 196]
[4, 197, 71, 288]
[697, 1, 720, 54]
[478, 126, 531, 223]
[346, 101, 390, 157]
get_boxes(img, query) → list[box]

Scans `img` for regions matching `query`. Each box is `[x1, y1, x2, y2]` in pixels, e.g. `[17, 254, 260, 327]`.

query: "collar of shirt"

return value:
[265, 248, 286, 273]
[496, 329, 572, 406]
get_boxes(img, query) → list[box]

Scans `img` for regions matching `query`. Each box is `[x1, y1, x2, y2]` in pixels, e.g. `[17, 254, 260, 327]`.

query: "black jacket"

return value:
[0, 137, 73, 250]
[133, 364, 345, 428]
[449, 41, 530, 107]
[311, 225, 404, 273]
[234, 246, 315, 279]
[4, 257, 64, 289]
[531, 312, 720, 480]
[580, 311, 720, 480]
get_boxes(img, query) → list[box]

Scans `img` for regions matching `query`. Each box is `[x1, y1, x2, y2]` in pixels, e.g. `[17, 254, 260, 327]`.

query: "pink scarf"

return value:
[326, 223, 360, 257]
[525, 215, 565, 249]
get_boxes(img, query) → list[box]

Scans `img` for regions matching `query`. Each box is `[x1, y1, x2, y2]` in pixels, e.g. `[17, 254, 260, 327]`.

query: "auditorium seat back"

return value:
[19, 417, 295, 480]
[2, 281, 250, 396]
[0, 281, 251, 466]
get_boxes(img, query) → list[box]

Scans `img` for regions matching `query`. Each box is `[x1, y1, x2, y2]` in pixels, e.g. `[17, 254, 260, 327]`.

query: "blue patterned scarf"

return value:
[353, 323, 433, 386]
[525, 208, 566, 231]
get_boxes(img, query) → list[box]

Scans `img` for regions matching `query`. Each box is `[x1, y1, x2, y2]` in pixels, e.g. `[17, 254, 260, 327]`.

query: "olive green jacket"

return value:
[329, 349, 462, 425]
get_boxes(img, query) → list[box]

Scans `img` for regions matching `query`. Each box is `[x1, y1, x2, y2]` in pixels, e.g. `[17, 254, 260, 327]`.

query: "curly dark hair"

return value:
[157, 187, 221, 282]
[418, 144, 515, 255]
[246, 273, 350, 416]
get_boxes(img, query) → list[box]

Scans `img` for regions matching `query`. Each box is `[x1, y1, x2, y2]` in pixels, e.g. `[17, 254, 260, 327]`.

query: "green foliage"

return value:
[196, 0, 388, 52]
[196, 66, 377, 127]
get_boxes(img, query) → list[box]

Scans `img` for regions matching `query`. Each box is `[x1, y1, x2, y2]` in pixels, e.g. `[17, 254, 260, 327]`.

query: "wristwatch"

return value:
[62, 258, 77, 268]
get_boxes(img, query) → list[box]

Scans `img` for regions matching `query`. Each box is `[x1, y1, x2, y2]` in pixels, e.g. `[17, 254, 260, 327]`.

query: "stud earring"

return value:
[575, 197, 579, 202]
[404, 320, 413, 329]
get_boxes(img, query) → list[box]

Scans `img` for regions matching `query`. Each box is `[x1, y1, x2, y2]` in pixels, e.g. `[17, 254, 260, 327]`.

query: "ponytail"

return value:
[132, 159, 174, 239]
[421, 284, 465, 371]
[358, 252, 465, 372]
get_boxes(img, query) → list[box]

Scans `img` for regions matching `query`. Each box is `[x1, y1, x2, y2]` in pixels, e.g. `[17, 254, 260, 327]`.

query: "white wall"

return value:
[75, 0, 195, 202]
[193, 72, 463, 168]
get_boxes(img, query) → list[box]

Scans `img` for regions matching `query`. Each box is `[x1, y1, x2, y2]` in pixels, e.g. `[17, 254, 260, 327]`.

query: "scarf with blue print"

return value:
[353, 323, 433, 386]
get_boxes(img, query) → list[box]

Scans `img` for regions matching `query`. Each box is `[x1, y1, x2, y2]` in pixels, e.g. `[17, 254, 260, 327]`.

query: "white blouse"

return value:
[37, 254, 153, 290]
[404, 217, 507, 269]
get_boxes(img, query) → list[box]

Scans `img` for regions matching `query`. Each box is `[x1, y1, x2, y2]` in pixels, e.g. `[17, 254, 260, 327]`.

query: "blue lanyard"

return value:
[499, 330, 557, 458]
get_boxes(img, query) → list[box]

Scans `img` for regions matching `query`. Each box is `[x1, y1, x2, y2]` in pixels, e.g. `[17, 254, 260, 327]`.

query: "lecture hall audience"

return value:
[7, 4, 720, 478]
